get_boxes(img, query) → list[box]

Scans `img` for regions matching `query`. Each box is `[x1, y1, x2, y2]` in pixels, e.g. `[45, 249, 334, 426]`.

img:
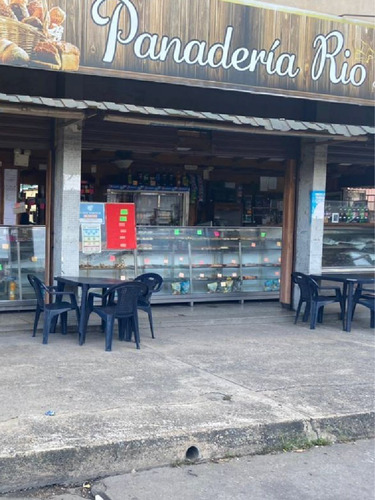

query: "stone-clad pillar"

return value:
[53, 121, 82, 277]
[295, 140, 328, 276]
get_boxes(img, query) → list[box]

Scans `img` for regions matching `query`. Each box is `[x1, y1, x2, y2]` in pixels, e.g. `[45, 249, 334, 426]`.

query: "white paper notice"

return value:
[81, 224, 102, 254]
[4, 169, 18, 225]
[260, 176, 277, 191]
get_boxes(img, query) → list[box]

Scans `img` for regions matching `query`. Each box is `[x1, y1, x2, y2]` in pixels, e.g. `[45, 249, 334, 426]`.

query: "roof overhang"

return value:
[0, 93, 373, 142]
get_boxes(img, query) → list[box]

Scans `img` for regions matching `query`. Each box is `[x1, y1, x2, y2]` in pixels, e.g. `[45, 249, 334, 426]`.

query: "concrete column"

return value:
[295, 140, 328, 276]
[53, 121, 82, 276]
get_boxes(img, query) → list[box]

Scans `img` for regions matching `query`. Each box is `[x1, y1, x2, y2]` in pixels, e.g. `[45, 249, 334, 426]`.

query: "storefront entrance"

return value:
[75, 116, 301, 304]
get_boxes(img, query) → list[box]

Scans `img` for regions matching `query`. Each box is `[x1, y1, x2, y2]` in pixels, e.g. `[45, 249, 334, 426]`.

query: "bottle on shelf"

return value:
[364, 206, 369, 223]
[338, 206, 343, 223]
[168, 173, 175, 187]
[9, 280, 16, 300]
[346, 206, 353, 223]
[353, 207, 359, 222]
[359, 206, 365, 223]
[161, 173, 168, 186]
[342, 206, 347, 223]
[324, 203, 331, 223]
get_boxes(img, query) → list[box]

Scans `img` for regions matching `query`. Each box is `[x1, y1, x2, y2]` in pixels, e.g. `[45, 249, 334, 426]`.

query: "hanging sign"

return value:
[79, 203, 105, 224]
[310, 191, 326, 222]
[0, 0, 372, 104]
[106, 203, 137, 250]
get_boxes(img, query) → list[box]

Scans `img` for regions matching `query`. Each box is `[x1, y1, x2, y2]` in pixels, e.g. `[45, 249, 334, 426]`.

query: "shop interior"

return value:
[0, 138, 373, 232]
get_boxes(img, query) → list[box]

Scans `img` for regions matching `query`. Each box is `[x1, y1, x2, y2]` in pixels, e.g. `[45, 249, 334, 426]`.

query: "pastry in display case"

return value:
[240, 227, 282, 293]
[136, 227, 191, 297]
[322, 225, 374, 271]
[79, 224, 283, 304]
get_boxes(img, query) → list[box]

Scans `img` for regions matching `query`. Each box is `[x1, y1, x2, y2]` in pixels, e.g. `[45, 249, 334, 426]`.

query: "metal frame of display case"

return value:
[79, 226, 283, 305]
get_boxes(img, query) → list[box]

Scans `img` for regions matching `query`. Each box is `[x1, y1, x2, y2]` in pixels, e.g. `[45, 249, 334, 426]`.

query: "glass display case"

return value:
[323, 225, 375, 271]
[79, 226, 283, 304]
[0, 226, 46, 309]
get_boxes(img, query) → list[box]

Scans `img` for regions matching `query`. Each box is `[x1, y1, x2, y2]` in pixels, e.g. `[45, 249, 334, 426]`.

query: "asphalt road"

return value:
[2, 439, 374, 500]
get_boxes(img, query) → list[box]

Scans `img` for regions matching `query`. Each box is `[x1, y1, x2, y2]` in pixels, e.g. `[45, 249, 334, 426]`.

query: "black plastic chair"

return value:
[291, 272, 311, 323]
[351, 283, 375, 329]
[27, 274, 80, 344]
[134, 273, 163, 338]
[292, 272, 344, 328]
[87, 282, 148, 351]
[308, 276, 344, 329]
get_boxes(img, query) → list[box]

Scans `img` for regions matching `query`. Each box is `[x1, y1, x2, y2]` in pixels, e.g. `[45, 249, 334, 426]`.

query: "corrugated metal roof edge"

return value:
[0, 93, 373, 138]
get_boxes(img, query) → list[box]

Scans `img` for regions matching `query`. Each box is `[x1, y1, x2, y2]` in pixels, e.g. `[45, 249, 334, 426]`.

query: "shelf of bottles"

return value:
[81, 180, 95, 202]
[79, 226, 282, 303]
[120, 171, 191, 189]
[324, 200, 370, 224]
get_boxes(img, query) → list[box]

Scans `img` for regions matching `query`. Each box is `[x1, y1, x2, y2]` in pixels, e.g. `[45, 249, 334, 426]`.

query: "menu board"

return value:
[3, 169, 18, 225]
[81, 224, 102, 254]
[106, 203, 137, 250]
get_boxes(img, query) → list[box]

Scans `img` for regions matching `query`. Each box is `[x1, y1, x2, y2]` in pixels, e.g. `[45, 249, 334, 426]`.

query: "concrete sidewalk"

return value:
[0, 301, 374, 494]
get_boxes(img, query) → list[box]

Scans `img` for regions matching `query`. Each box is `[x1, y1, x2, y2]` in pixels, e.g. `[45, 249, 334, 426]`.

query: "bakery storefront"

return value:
[0, 0, 373, 309]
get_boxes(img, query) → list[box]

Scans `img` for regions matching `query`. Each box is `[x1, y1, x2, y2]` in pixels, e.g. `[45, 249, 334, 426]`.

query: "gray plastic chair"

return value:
[134, 273, 163, 338]
[351, 283, 375, 329]
[27, 274, 80, 344]
[87, 281, 148, 351]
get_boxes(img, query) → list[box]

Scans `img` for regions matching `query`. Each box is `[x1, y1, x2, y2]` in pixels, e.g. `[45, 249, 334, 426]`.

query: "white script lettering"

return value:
[90, 1, 366, 88]
[311, 31, 366, 86]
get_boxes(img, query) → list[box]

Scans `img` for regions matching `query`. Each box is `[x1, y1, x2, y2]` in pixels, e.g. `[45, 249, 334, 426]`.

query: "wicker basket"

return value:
[0, 16, 46, 55]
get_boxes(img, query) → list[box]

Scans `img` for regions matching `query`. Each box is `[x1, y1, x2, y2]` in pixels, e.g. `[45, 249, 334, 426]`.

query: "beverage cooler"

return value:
[106, 186, 190, 226]
[0, 226, 46, 310]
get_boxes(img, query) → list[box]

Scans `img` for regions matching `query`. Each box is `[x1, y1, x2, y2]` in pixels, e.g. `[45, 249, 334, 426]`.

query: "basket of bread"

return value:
[0, 0, 80, 70]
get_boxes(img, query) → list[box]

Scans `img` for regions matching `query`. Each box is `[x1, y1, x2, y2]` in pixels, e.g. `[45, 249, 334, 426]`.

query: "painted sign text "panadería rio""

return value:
[91, 0, 367, 88]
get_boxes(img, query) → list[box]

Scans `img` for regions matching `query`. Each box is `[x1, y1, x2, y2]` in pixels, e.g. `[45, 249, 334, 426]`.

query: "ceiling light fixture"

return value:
[114, 159, 133, 169]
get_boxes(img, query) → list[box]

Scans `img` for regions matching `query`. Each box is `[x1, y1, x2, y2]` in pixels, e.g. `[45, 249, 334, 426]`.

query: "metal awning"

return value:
[0, 93, 373, 142]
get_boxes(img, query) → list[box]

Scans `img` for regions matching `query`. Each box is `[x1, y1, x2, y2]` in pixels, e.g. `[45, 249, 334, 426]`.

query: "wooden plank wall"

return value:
[51, 0, 373, 102]
[83, 119, 300, 159]
[0, 116, 52, 150]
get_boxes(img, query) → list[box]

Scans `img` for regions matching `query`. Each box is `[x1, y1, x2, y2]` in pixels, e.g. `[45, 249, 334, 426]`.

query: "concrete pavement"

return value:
[0, 301, 374, 494]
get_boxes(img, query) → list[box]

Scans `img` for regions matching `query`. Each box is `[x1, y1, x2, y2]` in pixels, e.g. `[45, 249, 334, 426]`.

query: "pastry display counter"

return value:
[79, 226, 282, 304]
[322, 224, 375, 272]
[0, 226, 46, 310]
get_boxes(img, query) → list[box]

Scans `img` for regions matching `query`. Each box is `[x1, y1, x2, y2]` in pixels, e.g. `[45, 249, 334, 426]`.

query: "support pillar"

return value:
[53, 121, 82, 277]
[294, 140, 328, 277]
[279, 159, 296, 307]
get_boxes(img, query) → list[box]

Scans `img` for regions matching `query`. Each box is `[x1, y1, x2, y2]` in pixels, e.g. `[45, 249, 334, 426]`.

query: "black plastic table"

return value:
[54, 276, 123, 345]
[310, 273, 375, 332]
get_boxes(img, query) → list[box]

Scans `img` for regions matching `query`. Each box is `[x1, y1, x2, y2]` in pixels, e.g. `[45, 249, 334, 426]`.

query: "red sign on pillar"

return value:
[105, 203, 137, 250]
